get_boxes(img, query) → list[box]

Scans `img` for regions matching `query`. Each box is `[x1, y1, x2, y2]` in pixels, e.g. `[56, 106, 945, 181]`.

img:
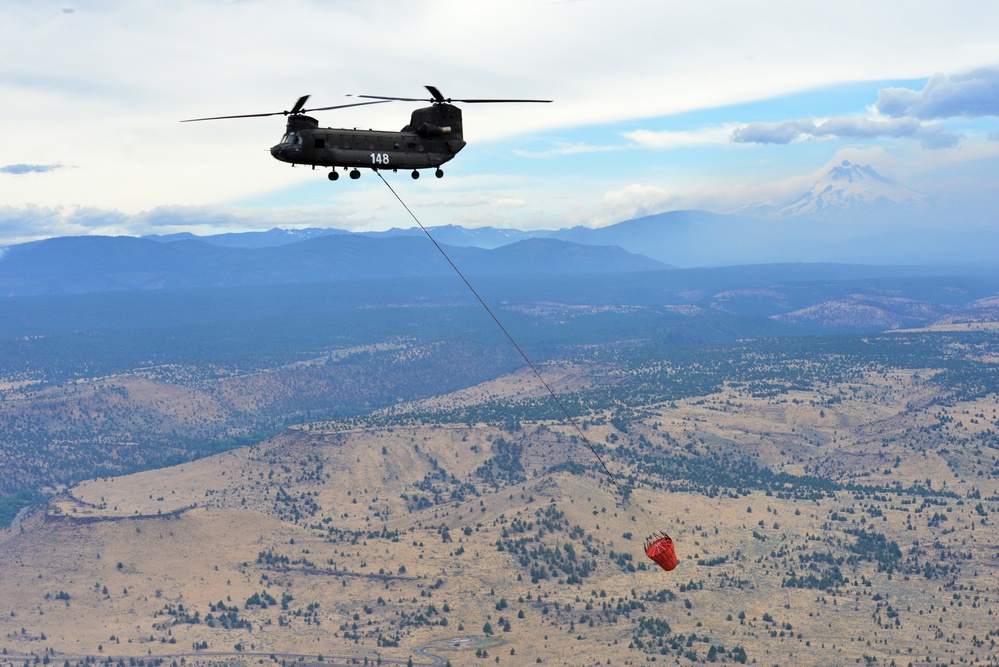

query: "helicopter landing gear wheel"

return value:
[411, 170, 420, 179]
[349, 169, 361, 179]
[435, 168, 444, 179]
[328, 171, 339, 181]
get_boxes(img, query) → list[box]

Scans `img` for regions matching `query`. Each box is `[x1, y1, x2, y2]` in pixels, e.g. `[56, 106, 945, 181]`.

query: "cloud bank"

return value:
[875, 66, 999, 120]
[731, 117, 959, 149]
[0, 202, 383, 246]
[729, 68, 999, 150]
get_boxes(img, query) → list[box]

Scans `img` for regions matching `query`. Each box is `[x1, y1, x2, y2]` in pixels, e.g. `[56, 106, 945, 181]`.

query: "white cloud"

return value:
[513, 143, 620, 158]
[731, 116, 960, 149]
[452, 210, 510, 227]
[876, 66, 999, 120]
[726, 67, 999, 158]
[0, 203, 373, 245]
[0, 204, 140, 244]
[488, 197, 527, 210]
[622, 125, 739, 149]
[422, 195, 528, 210]
[568, 184, 678, 228]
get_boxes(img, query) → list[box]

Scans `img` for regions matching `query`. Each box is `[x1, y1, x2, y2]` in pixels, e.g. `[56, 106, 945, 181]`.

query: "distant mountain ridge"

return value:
[145, 227, 350, 248]
[10, 159, 997, 295]
[144, 224, 536, 250]
[0, 234, 666, 296]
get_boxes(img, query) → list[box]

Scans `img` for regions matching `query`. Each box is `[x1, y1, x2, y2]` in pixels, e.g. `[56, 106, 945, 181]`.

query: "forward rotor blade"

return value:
[290, 94, 310, 114]
[181, 110, 293, 122]
[302, 99, 392, 113]
[181, 98, 390, 122]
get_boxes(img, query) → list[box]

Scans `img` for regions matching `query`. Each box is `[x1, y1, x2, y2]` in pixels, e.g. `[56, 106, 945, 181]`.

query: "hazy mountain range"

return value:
[0, 235, 666, 296]
[144, 160, 995, 266]
[2, 161, 996, 296]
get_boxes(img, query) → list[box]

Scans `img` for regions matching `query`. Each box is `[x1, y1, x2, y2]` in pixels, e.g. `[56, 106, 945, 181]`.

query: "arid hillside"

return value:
[2, 328, 999, 667]
[4, 264, 997, 527]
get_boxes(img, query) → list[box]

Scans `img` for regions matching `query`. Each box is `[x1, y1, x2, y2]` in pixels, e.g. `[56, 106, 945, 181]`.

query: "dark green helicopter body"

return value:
[184, 86, 549, 181]
[271, 102, 465, 180]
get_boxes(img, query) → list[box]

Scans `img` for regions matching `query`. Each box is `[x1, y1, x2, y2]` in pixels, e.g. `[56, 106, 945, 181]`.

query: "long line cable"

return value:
[376, 171, 622, 490]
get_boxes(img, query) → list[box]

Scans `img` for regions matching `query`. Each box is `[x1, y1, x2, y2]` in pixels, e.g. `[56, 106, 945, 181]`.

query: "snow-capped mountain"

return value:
[738, 160, 932, 219]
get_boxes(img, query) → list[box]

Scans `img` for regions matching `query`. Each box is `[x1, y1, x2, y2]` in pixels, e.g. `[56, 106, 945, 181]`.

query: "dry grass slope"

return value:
[2, 338, 999, 667]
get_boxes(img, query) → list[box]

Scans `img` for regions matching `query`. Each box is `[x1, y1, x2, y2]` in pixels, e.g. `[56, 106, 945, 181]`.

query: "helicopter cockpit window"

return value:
[281, 132, 300, 146]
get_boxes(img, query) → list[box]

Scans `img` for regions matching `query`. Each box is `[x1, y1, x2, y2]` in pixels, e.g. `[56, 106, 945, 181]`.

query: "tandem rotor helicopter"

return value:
[182, 85, 551, 181]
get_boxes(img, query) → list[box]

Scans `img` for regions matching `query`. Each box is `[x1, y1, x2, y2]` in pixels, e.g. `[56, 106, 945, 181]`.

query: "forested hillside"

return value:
[2, 318, 998, 666]
[2, 266, 998, 527]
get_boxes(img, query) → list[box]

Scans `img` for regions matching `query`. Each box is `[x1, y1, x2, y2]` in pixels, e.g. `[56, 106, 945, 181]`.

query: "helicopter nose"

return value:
[270, 144, 293, 163]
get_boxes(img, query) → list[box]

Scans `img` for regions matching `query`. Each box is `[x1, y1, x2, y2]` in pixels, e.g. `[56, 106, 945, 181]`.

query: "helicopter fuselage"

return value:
[183, 87, 549, 181]
[270, 103, 466, 176]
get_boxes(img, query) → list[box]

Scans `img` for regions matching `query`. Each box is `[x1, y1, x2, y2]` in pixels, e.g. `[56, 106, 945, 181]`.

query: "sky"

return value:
[2, 0, 999, 244]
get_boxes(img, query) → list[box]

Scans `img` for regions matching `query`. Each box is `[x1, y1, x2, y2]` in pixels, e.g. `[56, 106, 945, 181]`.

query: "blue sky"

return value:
[2, 1, 999, 244]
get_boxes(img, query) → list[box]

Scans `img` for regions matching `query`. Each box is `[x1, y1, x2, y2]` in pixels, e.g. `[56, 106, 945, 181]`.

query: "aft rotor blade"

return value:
[450, 98, 553, 104]
[423, 86, 550, 104]
[423, 85, 550, 104]
[350, 94, 551, 105]
[425, 85, 446, 103]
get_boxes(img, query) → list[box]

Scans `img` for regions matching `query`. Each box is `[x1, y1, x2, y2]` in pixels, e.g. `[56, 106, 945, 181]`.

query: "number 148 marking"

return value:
[370, 153, 389, 165]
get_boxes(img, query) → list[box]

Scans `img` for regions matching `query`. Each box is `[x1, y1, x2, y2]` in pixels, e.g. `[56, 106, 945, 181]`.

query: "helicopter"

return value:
[182, 85, 551, 181]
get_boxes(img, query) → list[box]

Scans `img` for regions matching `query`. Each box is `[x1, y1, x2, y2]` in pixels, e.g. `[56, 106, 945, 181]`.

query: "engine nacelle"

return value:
[415, 123, 452, 137]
